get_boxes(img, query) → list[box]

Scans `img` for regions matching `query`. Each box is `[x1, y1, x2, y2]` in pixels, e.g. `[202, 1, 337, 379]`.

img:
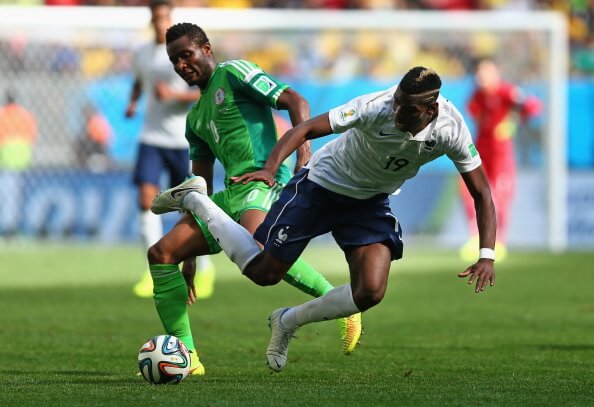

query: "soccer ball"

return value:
[138, 335, 190, 384]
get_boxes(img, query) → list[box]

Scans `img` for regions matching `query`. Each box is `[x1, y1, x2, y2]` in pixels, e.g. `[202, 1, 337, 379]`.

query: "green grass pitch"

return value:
[1, 243, 594, 406]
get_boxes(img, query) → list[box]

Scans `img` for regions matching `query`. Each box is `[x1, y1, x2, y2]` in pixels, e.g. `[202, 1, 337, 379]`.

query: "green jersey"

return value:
[186, 59, 292, 187]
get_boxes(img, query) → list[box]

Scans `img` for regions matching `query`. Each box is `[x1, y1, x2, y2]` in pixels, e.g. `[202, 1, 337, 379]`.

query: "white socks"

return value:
[140, 210, 163, 253]
[182, 191, 261, 271]
[280, 284, 360, 330]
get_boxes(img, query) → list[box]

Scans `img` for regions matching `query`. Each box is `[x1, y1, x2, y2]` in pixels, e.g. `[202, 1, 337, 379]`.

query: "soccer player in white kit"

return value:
[125, 0, 215, 299]
[152, 66, 497, 372]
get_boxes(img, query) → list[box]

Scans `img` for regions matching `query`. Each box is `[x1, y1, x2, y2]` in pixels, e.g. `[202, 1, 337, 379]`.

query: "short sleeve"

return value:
[446, 119, 482, 174]
[224, 60, 288, 108]
[328, 95, 368, 134]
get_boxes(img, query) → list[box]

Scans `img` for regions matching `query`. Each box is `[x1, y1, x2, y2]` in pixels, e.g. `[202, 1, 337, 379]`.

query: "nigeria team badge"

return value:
[215, 88, 225, 105]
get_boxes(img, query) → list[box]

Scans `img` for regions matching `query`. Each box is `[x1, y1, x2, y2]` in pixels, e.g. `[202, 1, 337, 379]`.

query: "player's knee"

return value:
[243, 258, 284, 286]
[353, 286, 386, 311]
[147, 242, 169, 264]
[244, 267, 283, 286]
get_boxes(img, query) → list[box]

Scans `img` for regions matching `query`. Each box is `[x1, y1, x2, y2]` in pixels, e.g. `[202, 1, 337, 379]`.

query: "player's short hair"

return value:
[149, 0, 172, 10]
[166, 23, 210, 46]
[399, 66, 442, 99]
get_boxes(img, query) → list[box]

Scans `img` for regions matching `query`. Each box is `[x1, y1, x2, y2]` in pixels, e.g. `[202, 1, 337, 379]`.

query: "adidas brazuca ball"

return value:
[138, 335, 190, 384]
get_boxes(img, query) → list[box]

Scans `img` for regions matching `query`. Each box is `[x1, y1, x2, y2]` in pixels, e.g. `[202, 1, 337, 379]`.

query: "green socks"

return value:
[282, 257, 334, 298]
[149, 259, 330, 351]
[150, 264, 195, 352]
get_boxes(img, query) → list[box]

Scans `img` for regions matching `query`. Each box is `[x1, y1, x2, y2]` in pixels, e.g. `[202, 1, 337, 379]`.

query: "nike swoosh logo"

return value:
[379, 130, 398, 136]
[171, 187, 199, 199]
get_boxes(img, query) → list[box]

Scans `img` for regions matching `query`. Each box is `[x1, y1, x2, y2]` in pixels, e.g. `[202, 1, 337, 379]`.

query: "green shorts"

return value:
[192, 181, 285, 254]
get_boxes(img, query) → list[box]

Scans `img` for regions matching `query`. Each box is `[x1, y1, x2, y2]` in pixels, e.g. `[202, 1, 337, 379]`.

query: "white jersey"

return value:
[305, 86, 481, 199]
[132, 42, 191, 149]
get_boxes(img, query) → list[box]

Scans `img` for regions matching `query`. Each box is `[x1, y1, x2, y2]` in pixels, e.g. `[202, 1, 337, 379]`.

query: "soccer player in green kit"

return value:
[146, 22, 362, 375]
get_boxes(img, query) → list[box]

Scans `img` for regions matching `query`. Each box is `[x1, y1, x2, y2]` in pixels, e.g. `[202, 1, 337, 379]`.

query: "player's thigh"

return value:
[332, 194, 403, 261]
[151, 213, 210, 264]
[252, 171, 331, 265]
[239, 209, 267, 236]
[345, 243, 392, 297]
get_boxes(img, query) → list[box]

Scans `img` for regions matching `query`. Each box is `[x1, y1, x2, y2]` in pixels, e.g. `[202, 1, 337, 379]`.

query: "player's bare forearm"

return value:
[475, 193, 496, 249]
[277, 88, 310, 127]
[264, 114, 332, 174]
[232, 126, 308, 186]
[191, 159, 214, 195]
[461, 167, 496, 248]
[459, 166, 497, 292]
[294, 140, 312, 172]
[263, 124, 310, 176]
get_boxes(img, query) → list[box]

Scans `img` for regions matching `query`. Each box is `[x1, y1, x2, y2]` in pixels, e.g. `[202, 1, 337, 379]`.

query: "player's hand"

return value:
[125, 103, 136, 118]
[458, 259, 495, 293]
[154, 80, 173, 101]
[181, 258, 197, 305]
[231, 170, 276, 187]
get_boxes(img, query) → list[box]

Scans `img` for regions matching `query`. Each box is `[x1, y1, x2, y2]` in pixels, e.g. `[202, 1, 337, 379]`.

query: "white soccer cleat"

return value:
[151, 176, 207, 215]
[266, 308, 297, 372]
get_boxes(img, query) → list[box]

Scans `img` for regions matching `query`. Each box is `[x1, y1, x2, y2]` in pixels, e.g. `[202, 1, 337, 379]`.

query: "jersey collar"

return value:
[408, 117, 437, 141]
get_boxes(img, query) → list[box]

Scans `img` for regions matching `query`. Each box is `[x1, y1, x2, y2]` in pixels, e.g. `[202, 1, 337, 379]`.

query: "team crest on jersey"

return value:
[339, 109, 356, 121]
[253, 76, 276, 96]
[214, 88, 226, 105]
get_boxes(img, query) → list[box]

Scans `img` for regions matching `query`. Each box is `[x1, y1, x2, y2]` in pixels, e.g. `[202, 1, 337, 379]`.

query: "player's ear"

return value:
[202, 42, 212, 55]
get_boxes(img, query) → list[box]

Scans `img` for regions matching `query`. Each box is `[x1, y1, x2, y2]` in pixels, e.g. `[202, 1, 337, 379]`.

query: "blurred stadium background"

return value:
[0, 1, 592, 253]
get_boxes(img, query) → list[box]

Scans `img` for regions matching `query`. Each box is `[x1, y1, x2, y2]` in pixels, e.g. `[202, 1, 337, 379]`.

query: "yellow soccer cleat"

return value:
[194, 263, 216, 300]
[189, 351, 205, 376]
[338, 313, 362, 355]
[133, 270, 153, 299]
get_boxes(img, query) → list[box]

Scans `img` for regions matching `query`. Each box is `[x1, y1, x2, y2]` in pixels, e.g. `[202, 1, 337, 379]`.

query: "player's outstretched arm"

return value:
[231, 113, 333, 186]
[458, 166, 496, 293]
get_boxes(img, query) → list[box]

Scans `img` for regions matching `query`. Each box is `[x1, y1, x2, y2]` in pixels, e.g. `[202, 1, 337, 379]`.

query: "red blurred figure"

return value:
[460, 58, 542, 261]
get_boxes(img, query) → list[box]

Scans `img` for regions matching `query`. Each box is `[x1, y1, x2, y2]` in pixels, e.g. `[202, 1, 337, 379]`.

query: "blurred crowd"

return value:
[2, 1, 592, 76]
[0, 1, 590, 171]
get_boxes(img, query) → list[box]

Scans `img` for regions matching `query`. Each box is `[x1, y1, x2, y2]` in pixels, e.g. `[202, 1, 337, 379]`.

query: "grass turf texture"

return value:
[1, 244, 594, 406]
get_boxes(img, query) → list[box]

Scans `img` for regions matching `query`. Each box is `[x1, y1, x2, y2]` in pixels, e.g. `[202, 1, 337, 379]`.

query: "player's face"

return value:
[475, 60, 500, 91]
[392, 87, 438, 135]
[167, 36, 214, 89]
[151, 5, 172, 43]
